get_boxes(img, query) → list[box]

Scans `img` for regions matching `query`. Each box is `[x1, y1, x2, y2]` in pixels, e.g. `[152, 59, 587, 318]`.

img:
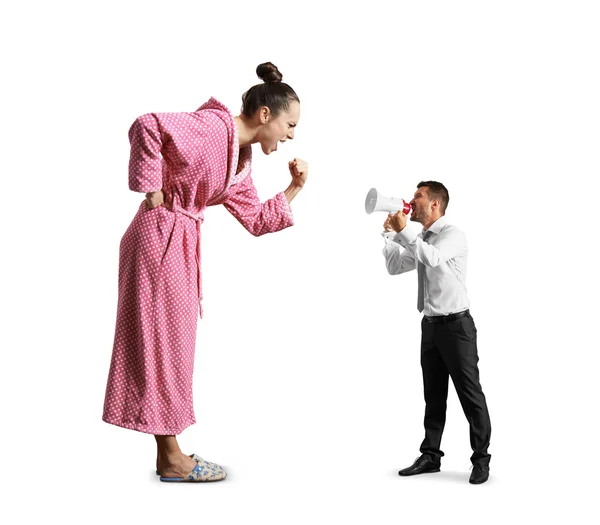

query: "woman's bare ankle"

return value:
[157, 453, 196, 477]
[154, 435, 196, 476]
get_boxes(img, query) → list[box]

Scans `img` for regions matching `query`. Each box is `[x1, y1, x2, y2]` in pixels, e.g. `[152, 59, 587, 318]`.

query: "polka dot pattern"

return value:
[103, 98, 294, 435]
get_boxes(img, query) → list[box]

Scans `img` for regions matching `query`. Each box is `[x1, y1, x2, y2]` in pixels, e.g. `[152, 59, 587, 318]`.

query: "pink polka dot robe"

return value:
[102, 98, 294, 435]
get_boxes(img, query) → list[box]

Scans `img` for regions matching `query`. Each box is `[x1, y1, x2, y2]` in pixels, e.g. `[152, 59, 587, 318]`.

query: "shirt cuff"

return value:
[381, 231, 398, 244]
[393, 227, 417, 246]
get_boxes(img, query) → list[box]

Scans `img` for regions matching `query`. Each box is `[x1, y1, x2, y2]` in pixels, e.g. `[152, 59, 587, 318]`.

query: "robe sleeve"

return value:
[127, 114, 165, 193]
[223, 173, 294, 236]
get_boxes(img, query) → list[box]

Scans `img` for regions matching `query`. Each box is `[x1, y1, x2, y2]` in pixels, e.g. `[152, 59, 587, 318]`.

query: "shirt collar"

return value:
[423, 215, 447, 236]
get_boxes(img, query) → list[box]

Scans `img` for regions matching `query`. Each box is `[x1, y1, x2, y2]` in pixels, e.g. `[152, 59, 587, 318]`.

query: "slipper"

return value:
[160, 462, 227, 482]
[156, 453, 223, 475]
[190, 453, 224, 470]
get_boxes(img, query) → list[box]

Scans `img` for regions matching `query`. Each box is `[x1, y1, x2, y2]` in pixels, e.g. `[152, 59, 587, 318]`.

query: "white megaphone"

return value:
[365, 188, 411, 215]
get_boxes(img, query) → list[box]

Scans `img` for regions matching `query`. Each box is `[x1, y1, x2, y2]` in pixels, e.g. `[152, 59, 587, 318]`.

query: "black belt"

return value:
[423, 310, 469, 323]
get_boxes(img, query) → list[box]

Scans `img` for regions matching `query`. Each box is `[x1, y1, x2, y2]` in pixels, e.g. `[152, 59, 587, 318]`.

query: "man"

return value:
[382, 181, 492, 485]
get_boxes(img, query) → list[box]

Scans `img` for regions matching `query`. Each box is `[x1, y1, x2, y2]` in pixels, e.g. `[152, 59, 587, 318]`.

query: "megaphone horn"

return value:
[365, 188, 411, 215]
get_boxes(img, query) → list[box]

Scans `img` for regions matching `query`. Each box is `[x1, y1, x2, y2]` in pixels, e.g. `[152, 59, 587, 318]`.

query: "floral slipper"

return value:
[156, 453, 224, 475]
[160, 462, 227, 482]
[190, 453, 224, 470]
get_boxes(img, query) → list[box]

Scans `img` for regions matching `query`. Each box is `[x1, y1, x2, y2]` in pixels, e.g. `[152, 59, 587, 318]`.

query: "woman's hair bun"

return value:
[256, 62, 283, 83]
[241, 62, 298, 117]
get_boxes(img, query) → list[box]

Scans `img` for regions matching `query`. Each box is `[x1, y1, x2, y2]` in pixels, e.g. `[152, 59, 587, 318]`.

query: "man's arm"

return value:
[382, 237, 417, 275]
[394, 226, 466, 268]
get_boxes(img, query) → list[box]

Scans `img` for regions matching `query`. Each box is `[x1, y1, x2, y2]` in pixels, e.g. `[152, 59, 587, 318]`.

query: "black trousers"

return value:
[419, 312, 492, 466]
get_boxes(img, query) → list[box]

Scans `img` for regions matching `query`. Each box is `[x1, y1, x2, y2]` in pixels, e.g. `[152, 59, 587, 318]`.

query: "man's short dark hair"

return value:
[417, 181, 449, 214]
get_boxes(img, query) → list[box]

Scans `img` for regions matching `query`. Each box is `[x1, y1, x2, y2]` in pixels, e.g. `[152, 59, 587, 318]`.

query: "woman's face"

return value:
[256, 100, 300, 155]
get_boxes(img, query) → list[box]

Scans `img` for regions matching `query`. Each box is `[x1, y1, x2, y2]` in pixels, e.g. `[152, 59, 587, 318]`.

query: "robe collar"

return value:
[197, 97, 252, 192]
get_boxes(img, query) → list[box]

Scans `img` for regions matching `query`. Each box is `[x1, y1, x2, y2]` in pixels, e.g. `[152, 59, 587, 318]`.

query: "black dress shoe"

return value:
[398, 454, 441, 476]
[469, 464, 490, 484]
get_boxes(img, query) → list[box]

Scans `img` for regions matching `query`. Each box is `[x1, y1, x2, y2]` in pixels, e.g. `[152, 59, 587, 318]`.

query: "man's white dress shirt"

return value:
[382, 216, 470, 316]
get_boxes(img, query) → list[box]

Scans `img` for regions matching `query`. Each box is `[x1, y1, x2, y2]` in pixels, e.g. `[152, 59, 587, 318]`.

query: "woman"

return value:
[102, 62, 308, 482]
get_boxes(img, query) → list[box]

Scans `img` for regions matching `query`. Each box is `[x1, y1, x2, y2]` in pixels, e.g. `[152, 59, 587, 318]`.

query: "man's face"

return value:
[409, 186, 433, 224]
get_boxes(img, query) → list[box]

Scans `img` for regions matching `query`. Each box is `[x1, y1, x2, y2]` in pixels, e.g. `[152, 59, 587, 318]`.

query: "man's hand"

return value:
[388, 211, 407, 233]
[383, 215, 393, 232]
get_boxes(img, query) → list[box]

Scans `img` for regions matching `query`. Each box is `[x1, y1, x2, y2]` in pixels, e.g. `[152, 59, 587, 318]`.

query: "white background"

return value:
[1, 0, 599, 523]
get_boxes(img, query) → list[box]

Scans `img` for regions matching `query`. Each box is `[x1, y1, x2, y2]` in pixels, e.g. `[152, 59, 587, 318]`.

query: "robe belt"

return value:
[171, 204, 206, 318]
